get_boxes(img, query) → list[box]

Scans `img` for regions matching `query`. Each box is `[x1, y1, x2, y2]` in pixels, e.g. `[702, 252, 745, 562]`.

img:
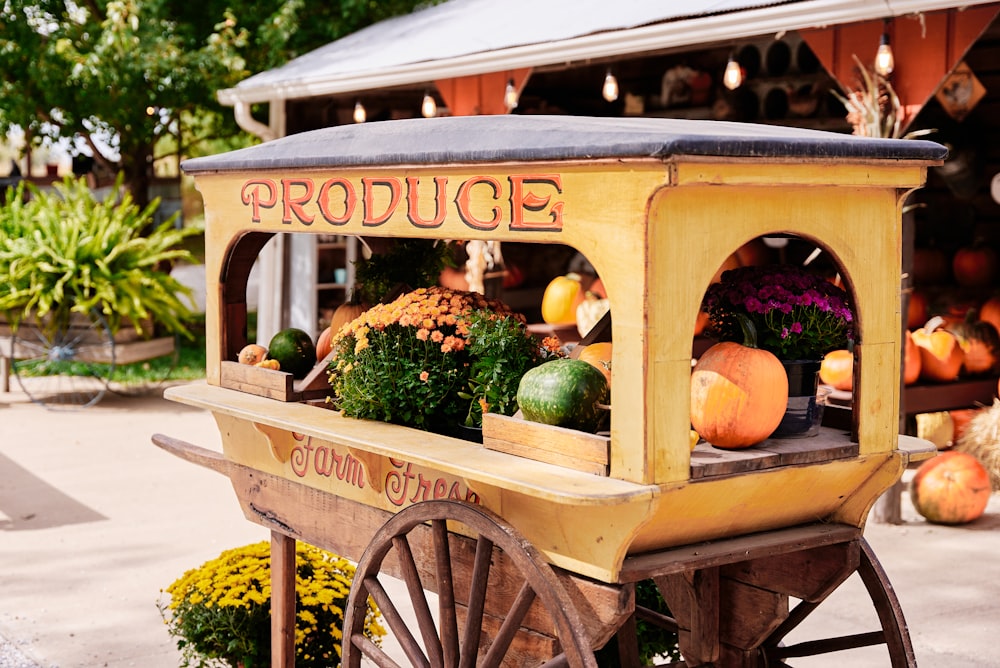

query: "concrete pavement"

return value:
[2, 382, 999, 667]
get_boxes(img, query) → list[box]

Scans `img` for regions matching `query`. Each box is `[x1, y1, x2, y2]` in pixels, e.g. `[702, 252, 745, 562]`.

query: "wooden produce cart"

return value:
[157, 116, 946, 667]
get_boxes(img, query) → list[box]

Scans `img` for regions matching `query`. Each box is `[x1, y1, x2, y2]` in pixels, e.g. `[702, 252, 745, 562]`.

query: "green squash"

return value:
[517, 358, 610, 432]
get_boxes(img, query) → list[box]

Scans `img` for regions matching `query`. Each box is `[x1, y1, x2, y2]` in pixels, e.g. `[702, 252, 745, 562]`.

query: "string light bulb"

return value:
[353, 101, 366, 123]
[602, 70, 619, 102]
[875, 26, 895, 76]
[723, 56, 744, 90]
[504, 79, 519, 111]
[421, 92, 437, 118]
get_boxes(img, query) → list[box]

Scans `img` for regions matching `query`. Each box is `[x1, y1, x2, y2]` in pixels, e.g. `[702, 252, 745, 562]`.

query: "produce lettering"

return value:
[385, 459, 479, 507]
[239, 174, 564, 232]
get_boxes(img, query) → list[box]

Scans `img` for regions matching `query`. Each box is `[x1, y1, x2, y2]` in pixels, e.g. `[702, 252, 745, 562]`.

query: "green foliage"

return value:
[0, 175, 199, 338]
[160, 541, 384, 668]
[0, 0, 437, 203]
[458, 310, 562, 427]
[594, 581, 681, 666]
[353, 238, 456, 304]
[329, 287, 555, 432]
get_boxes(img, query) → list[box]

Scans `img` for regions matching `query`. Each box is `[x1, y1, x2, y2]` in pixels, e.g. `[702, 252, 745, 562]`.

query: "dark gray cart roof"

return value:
[181, 115, 947, 173]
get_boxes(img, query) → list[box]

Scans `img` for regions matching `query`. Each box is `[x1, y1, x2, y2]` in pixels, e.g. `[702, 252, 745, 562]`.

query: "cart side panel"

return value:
[647, 165, 914, 484]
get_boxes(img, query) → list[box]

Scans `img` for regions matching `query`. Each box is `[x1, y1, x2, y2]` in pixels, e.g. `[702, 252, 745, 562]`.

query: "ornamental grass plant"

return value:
[160, 541, 384, 668]
[328, 286, 561, 431]
[702, 264, 855, 361]
[0, 174, 199, 338]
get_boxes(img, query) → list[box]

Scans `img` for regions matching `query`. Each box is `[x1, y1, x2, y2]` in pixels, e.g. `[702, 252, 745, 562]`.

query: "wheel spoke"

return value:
[353, 633, 404, 668]
[458, 534, 494, 668]
[365, 575, 431, 668]
[480, 581, 537, 668]
[392, 534, 443, 667]
[433, 519, 460, 668]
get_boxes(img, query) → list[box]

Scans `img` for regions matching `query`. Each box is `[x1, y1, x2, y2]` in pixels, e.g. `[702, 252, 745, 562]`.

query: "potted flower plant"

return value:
[701, 263, 855, 436]
[327, 286, 561, 436]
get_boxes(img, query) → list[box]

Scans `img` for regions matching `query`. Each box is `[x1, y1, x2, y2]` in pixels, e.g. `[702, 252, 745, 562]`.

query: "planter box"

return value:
[482, 412, 610, 476]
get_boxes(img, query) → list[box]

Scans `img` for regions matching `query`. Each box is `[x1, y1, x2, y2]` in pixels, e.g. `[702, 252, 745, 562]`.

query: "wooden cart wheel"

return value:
[342, 499, 598, 668]
[109, 333, 180, 397]
[759, 538, 916, 667]
[11, 310, 115, 410]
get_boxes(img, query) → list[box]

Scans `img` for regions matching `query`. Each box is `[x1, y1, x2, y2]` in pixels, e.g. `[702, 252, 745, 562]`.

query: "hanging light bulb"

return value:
[875, 26, 895, 76]
[504, 79, 519, 111]
[421, 92, 437, 118]
[353, 101, 366, 123]
[723, 56, 744, 90]
[602, 70, 619, 102]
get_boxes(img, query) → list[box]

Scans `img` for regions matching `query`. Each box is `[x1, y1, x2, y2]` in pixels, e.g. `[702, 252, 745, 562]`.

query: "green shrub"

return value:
[0, 174, 200, 338]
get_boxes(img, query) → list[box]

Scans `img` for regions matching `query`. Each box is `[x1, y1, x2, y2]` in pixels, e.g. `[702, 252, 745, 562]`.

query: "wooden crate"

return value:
[219, 360, 331, 402]
[482, 412, 610, 476]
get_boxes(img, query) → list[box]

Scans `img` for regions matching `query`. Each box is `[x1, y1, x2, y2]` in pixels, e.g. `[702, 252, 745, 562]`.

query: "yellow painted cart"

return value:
[158, 116, 945, 667]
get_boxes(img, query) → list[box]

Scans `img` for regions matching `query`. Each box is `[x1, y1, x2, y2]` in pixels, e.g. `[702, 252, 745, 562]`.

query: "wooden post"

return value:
[271, 531, 296, 668]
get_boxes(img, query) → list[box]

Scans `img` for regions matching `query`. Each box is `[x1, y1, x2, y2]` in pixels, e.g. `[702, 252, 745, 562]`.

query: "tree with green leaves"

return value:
[0, 0, 435, 206]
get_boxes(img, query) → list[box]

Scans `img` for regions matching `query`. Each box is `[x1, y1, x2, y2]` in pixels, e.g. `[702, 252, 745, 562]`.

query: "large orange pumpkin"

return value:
[690, 319, 788, 450]
[577, 342, 612, 386]
[541, 273, 582, 325]
[910, 451, 992, 524]
[819, 349, 853, 391]
[912, 317, 964, 382]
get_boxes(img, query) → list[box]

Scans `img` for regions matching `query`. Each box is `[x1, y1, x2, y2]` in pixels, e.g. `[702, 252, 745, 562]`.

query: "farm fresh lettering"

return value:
[239, 174, 564, 232]
[289, 437, 366, 489]
[385, 459, 479, 507]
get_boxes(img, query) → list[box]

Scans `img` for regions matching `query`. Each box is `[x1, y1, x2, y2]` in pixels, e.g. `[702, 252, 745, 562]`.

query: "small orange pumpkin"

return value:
[238, 343, 268, 365]
[541, 273, 582, 325]
[577, 342, 612, 386]
[952, 243, 998, 289]
[949, 316, 1000, 376]
[907, 290, 929, 330]
[978, 295, 1000, 335]
[690, 316, 788, 449]
[910, 450, 992, 525]
[819, 349, 853, 391]
[315, 326, 335, 362]
[903, 331, 921, 385]
[911, 317, 964, 383]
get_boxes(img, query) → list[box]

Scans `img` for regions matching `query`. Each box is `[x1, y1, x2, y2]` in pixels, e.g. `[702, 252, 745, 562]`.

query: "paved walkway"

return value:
[1, 383, 999, 666]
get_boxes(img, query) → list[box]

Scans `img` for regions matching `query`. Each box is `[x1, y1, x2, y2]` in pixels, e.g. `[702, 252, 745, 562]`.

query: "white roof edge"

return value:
[217, 0, 996, 106]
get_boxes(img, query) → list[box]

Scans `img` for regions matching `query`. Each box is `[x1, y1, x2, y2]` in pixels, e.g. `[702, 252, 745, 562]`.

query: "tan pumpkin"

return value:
[912, 316, 964, 382]
[330, 302, 368, 334]
[541, 273, 582, 325]
[910, 450, 992, 525]
[690, 317, 788, 449]
[576, 293, 610, 337]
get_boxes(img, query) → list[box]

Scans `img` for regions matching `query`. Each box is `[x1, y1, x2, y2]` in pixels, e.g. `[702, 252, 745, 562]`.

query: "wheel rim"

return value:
[342, 499, 596, 668]
[11, 311, 115, 410]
